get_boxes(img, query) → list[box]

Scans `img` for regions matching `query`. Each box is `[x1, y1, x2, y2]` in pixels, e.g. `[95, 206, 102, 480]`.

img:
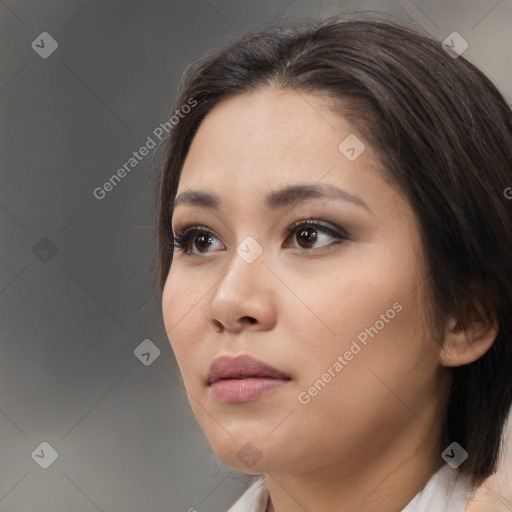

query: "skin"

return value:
[161, 87, 498, 512]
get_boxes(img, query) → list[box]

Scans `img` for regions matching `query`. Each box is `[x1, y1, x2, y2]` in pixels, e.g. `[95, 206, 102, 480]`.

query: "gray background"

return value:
[1, 1, 511, 511]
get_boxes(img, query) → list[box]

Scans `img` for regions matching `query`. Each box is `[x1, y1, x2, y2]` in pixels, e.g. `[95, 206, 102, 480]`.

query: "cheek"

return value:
[295, 267, 435, 405]
[289, 245, 421, 352]
[287, 285, 437, 465]
[289, 240, 434, 398]
[161, 268, 206, 379]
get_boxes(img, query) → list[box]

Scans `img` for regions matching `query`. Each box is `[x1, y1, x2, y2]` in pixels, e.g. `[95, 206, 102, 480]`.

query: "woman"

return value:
[156, 15, 512, 512]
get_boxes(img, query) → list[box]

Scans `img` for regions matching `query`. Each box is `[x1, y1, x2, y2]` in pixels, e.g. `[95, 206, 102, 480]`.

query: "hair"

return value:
[154, 13, 512, 487]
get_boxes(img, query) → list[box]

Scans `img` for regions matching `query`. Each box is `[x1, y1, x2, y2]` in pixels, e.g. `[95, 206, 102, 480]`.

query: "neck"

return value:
[264, 424, 443, 512]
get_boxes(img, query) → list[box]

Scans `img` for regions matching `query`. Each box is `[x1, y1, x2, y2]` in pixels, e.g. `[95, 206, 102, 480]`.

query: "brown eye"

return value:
[194, 233, 215, 252]
[172, 227, 222, 255]
[286, 219, 347, 250]
[295, 226, 318, 248]
[172, 219, 347, 257]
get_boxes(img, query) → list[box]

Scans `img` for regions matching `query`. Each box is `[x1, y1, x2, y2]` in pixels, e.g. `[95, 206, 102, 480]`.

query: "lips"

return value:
[207, 354, 291, 386]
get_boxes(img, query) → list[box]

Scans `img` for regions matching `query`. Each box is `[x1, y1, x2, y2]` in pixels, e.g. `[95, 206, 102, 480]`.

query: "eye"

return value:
[171, 218, 347, 256]
[171, 226, 222, 255]
[285, 219, 347, 250]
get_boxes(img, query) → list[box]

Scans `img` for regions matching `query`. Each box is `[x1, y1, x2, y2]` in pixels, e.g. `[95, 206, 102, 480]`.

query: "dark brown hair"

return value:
[155, 14, 512, 487]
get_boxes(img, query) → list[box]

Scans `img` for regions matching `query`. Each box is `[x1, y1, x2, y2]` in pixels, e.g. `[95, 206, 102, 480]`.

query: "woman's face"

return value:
[162, 87, 449, 476]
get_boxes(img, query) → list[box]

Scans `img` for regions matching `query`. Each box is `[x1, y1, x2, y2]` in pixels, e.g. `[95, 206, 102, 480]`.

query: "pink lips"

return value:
[207, 355, 291, 403]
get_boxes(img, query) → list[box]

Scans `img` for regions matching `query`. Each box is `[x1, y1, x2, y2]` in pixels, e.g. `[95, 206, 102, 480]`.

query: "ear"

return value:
[440, 299, 499, 367]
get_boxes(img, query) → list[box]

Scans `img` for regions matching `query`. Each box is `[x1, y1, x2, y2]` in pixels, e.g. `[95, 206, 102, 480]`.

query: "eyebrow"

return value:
[173, 183, 371, 214]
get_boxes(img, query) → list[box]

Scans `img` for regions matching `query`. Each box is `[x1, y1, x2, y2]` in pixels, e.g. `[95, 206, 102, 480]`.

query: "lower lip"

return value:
[210, 377, 289, 403]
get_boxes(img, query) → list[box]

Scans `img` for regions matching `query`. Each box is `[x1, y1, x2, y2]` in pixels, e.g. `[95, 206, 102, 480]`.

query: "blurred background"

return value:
[1, 0, 511, 510]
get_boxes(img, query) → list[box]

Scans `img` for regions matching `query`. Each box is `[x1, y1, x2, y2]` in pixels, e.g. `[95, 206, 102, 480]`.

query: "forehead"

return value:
[178, 87, 379, 195]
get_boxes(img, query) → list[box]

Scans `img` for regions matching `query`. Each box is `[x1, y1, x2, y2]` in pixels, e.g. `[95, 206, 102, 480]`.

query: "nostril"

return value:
[212, 319, 223, 331]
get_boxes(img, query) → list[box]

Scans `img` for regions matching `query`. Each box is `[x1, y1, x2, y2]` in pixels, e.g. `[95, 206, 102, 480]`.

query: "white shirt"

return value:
[226, 465, 474, 512]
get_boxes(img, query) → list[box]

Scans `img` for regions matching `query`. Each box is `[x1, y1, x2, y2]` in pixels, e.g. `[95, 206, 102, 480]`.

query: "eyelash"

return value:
[171, 218, 348, 256]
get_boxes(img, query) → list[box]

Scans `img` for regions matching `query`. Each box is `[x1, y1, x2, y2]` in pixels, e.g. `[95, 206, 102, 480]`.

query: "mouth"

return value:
[207, 354, 291, 403]
[207, 354, 290, 385]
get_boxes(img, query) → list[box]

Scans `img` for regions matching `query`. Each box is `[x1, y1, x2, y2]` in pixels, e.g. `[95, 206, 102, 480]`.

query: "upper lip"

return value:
[207, 355, 291, 385]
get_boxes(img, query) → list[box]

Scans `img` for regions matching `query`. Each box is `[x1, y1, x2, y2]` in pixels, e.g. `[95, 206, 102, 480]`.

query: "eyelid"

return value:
[172, 218, 348, 256]
[285, 218, 348, 240]
[172, 218, 347, 240]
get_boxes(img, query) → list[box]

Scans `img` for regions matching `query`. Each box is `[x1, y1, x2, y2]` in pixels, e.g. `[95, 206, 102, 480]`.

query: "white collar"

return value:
[226, 465, 474, 512]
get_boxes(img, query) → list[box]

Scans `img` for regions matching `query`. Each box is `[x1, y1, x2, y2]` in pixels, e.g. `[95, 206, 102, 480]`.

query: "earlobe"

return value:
[440, 313, 499, 367]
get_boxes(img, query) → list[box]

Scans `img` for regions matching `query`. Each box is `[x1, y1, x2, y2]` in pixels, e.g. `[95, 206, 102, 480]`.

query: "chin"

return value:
[204, 430, 276, 474]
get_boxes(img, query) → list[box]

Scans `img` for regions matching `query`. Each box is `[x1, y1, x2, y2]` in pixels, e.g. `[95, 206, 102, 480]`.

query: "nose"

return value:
[205, 254, 277, 334]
